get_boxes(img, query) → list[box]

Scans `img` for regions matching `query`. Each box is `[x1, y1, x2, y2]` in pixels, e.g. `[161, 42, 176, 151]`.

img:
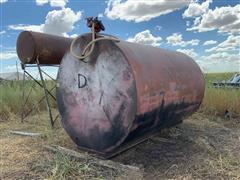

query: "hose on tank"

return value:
[70, 23, 119, 62]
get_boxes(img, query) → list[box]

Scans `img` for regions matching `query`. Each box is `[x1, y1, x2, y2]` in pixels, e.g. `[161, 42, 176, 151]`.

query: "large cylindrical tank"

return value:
[57, 34, 205, 157]
[17, 31, 72, 64]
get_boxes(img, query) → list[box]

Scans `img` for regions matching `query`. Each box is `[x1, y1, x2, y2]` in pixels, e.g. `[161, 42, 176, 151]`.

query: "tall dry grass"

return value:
[200, 73, 240, 117]
[0, 80, 56, 120]
[200, 87, 240, 117]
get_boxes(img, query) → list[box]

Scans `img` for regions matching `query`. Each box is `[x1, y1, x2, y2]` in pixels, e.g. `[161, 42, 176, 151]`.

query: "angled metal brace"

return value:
[20, 61, 59, 128]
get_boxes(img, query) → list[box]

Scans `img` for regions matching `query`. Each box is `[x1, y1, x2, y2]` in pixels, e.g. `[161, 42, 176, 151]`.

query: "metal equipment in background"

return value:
[212, 73, 240, 88]
[17, 18, 205, 157]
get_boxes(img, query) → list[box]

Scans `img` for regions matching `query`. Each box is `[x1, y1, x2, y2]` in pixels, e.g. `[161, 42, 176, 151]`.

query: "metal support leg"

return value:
[36, 59, 54, 128]
[21, 63, 26, 123]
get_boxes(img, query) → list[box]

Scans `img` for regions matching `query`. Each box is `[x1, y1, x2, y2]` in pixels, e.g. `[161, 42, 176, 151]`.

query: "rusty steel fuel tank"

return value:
[56, 33, 205, 157]
[17, 31, 72, 64]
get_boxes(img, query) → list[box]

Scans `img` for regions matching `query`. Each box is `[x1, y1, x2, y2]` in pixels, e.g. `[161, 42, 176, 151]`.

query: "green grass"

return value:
[49, 153, 91, 179]
[0, 80, 56, 120]
[1, 72, 239, 120]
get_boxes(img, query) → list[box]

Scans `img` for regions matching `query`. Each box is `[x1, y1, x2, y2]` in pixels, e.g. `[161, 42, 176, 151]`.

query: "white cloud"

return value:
[0, 30, 6, 35]
[127, 30, 162, 47]
[4, 64, 22, 71]
[167, 33, 182, 46]
[8, 24, 44, 32]
[197, 58, 240, 73]
[198, 36, 240, 73]
[42, 8, 82, 36]
[0, 0, 7, 3]
[36, 0, 48, 5]
[166, 33, 200, 47]
[36, 0, 68, 7]
[98, 13, 103, 18]
[187, 4, 240, 35]
[105, 0, 190, 22]
[207, 52, 239, 62]
[50, 0, 68, 7]
[155, 25, 162, 31]
[198, 52, 240, 73]
[0, 51, 18, 60]
[203, 40, 217, 46]
[69, 34, 78, 38]
[177, 48, 198, 58]
[8, 8, 82, 37]
[205, 35, 240, 53]
[183, 0, 212, 18]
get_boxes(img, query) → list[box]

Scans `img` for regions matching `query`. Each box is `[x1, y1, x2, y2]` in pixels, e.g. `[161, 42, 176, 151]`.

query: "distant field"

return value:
[0, 72, 239, 119]
[203, 72, 236, 85]
[201, 72, 240, 117]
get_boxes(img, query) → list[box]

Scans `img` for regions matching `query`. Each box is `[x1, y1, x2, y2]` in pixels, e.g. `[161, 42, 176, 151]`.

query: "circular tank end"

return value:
[16, 31, 36, 64]
[57, 35, 137, 153]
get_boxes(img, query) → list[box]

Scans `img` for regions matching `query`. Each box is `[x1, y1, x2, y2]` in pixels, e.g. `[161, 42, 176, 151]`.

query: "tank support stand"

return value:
[20, 61, 59, 128]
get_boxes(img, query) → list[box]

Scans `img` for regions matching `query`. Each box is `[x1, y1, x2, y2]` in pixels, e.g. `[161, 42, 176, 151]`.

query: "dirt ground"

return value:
[0, 112, 240, 179]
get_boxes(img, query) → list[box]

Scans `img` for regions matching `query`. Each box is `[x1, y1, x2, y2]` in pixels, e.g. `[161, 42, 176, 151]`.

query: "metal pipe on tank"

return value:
[16, 31, 72, 65]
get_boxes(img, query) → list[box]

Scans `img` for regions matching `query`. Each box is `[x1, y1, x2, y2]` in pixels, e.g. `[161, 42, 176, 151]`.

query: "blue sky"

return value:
[0, 0, 239, 77]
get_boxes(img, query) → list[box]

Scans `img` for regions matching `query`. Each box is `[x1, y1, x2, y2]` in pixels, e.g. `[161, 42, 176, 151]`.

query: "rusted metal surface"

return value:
[17, 31, 72, 64]
[56, 33, 205, 157]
